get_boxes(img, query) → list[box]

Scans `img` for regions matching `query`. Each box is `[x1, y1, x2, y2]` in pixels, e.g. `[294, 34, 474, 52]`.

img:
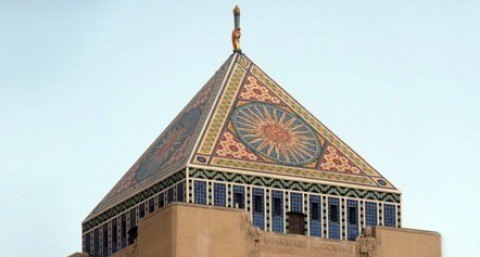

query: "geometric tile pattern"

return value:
[215, 130, 258, 161]
[83, 52, 403, 257]
[320, 144, 362, 174]
[189, 168, 400, 203]
[239, 76, 281, 104]
[191, 53, 397, 191]
[85, 52, 400, 228]
[85, 56, 234, 220]
[208, 158, 376, 186]
[83, 170, 185, 232]
[231, 103, 322, 166]
[197, 65, 247, 155]
[250, 65, 381, 177]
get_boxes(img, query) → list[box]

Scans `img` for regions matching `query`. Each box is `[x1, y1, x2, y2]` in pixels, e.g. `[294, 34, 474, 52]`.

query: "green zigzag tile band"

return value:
[188, 168, 400, 203]
[82, 171, 185, 232]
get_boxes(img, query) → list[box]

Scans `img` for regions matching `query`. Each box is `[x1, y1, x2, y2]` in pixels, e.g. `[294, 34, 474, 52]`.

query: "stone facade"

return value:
[79, 204, 439, 257]
[82, 53, 403, 257]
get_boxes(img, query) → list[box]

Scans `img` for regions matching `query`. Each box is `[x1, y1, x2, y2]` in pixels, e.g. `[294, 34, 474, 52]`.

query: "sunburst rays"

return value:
[232, 103, 321, 166]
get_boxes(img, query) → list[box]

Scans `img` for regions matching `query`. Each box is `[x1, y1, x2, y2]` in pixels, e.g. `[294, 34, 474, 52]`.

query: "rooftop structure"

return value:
[80, 7, 408, 257]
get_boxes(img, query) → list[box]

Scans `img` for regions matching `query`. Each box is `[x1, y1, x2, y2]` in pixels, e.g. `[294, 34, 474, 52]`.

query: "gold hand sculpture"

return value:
[232, 6, 242, 52]
[232, 28, 241, 52]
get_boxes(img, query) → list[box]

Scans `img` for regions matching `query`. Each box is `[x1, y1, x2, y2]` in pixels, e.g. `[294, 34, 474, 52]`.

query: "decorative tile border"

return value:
[210, 157, 376, 186]
[82, 170, 185, 232]
[198, 64, 247, 155]
[250, 65, 393, 188]
[189, 168, 400, 203]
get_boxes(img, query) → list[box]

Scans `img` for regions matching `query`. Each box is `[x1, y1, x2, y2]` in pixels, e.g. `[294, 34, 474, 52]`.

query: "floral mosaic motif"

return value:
[108, 167, 136, 196]
[215, 130, 258, 161]
[320, 145, 362, 174]
[135, 107, 202, 182]
[92, 63, 228, 215]
[239, 76, 281, 104]
[231, 103, 322, 166]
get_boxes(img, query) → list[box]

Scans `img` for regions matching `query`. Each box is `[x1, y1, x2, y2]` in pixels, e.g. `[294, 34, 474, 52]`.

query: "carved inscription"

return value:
[262, 235, 356, 257]
[314, 243, 355, 255]
[263, 236, 307, 248]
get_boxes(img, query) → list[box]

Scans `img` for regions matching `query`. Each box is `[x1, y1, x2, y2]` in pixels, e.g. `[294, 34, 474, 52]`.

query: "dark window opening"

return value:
[287, 212, 305, 235]
[168, 188, 175, 203]
[329, 204, 339, 222]
[149, 199, 155, 213]
[103, 230, 108, 247]
[121, 219, 127, 243]
[234, 193, 244, 208]
[94, 229, 99, 256]
[273, 198, 282, 216]
[130, 208, 137, 228]
[127, 227, 138, 245]
[112, 224, 117, 245]
[139, 204, 145, 218]
[85, 233, 91, 254]
[311, 202, 320, 220]
[102, 228, 108, 255]
[159, 194, 165, 208]
[177, 182, 184, 202]
[254, 195, 263, 213]
[348, 207, 357, 225]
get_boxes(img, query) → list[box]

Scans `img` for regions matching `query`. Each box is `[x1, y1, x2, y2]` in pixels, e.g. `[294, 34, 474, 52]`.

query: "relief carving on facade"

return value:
[356, 227, 377, 257]
[241, 214, 262, 257]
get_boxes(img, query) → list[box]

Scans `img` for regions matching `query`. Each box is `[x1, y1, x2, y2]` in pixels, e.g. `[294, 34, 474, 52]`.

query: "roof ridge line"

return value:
[185, 53, 240, 167]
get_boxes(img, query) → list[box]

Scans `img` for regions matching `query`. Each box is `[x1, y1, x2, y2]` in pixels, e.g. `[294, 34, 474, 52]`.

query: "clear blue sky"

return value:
[1, 1, 479, 256]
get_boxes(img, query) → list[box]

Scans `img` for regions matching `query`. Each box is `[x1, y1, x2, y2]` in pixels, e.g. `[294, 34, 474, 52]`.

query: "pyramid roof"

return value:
[86, 53, 399, 221]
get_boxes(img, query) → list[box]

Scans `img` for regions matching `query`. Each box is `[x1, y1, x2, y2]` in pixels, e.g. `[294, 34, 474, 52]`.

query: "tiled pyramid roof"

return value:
[85, 53, 399, 221]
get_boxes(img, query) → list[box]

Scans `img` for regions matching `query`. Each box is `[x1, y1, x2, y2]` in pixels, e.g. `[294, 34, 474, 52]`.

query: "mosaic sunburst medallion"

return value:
[231, 103, 321, 166]
[134, 107, 202, 182]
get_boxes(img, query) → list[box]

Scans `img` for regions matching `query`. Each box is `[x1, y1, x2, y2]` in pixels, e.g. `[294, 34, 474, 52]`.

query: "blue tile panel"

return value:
[233, 185, 245, 208]
[85, 232, 91, 256]
[384, 204, 396, 227]
[194, 180, 207, 204]
[84, 181, 190, 256]
[365, 201, 377, 227]
[112, 218, 118, 253]
[177, 182, 184, 202]
[102, 223, 109, 257]
[139, 203, 145, 218]
[252, 188, 265, 229]
[130, 207, 136, 226]
[167, 187, 175, 203]
[290, 192, 303, 213]
[158, 192, 165, 208]
[121, 214, 127, 248]
[309, 195, 321, 237]
[94, 228, 100, 257]
[271, 190, 284, 233]
[148, 198, 154, 213]
[347, 199, 359, 240]
[328, 197, 341, 239]
[214, 183, 226, 206]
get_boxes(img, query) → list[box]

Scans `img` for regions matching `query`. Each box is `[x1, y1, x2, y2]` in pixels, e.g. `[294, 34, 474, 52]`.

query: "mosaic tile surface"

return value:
[86, 52, 399, 224]
[86, 56, 235, 219]
[215, 130, 258, 161]
[239, 76, 281, 103]
[231, 102, 321, 166]
[320, 144, 362, 174]
[191, 54, 396, 191]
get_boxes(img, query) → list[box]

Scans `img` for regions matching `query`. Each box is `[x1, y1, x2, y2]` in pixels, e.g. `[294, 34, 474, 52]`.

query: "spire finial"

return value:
[232, 6, 241, 53]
